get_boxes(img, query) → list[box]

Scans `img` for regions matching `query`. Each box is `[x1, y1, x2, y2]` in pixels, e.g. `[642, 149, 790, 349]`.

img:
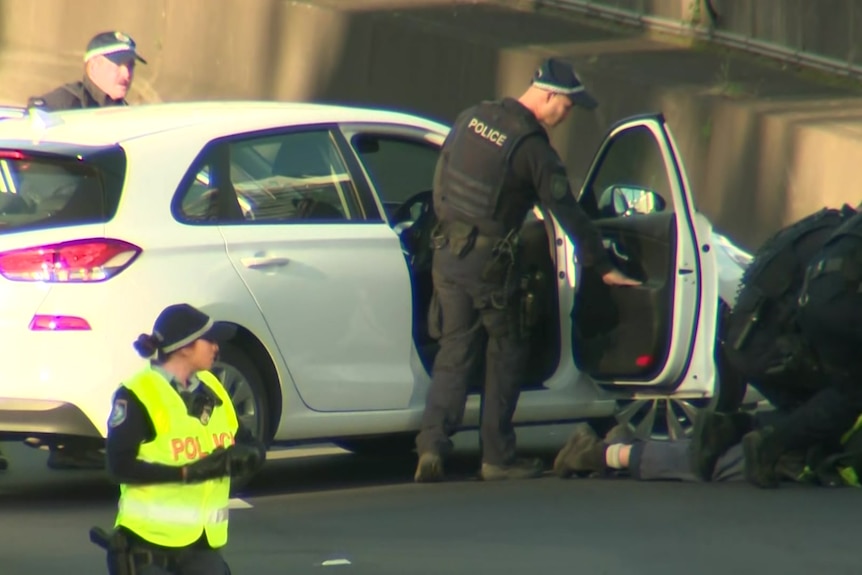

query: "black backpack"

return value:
[722, 205, 858, 398]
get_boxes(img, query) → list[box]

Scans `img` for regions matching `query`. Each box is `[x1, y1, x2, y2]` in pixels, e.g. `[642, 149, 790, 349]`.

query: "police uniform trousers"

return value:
[784, 266, 862, 452]
[416, 237, 529, 465]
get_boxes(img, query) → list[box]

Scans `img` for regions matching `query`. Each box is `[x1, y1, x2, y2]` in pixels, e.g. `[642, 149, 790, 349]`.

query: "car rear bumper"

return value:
[0, 399, 102, 439]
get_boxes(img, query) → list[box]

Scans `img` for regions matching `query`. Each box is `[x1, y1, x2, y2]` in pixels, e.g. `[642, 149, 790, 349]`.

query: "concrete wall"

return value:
[1, 0, 861, 250]
[546, 0, 862, 73]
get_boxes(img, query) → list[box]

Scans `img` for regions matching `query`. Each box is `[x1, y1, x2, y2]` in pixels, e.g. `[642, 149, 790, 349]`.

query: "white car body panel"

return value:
[0, 102, 750, 445]
[220, 222, 416, 412]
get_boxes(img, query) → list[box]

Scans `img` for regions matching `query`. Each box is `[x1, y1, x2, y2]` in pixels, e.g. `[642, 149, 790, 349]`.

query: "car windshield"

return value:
[0, 146, 127, 235]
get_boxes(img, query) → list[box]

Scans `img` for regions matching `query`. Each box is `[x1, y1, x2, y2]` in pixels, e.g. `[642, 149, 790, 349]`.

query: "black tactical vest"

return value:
[723, 205, 857, 396]
[806, 209, 862, 285]
[824, 210, 862, 247]
[433, 100, 543, 236]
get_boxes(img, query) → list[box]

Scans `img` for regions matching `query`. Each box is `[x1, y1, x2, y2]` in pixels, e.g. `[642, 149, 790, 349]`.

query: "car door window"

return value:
[351, 134, 440, 219]
[580, 125, 675, 219]
[176, 129, 363, 224]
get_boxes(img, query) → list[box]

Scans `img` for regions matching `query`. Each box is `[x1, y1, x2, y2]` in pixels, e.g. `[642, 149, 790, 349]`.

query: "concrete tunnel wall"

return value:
[1, 0, 861, 251]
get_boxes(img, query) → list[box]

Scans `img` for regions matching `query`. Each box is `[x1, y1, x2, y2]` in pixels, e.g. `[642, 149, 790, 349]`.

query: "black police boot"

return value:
[480, 458, 544, 481]
[414, 452, 445, 483]
[690, 410, 755, 481]
[553, 423, 607, 478]
[742, 427, 784, 489]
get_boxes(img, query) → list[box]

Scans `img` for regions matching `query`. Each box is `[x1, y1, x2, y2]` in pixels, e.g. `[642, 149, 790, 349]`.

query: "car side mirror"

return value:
[598, 185, 665, 218]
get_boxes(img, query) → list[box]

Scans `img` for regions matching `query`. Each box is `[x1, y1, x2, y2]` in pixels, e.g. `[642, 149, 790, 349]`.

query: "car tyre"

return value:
[606, 299, 748, 442]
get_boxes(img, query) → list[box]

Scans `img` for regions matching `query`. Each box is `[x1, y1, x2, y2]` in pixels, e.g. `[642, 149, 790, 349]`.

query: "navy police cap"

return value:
[84, 31, 147, 65]
[531, 58, 598, 109]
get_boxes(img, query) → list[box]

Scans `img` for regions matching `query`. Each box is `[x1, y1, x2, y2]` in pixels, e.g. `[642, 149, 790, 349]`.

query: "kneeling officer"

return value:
[93, 303, 266, 574]
[742, 210, 862, 487]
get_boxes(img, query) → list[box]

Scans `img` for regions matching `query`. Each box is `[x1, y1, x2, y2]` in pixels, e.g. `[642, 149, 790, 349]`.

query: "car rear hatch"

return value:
[0, 142, 131, 345]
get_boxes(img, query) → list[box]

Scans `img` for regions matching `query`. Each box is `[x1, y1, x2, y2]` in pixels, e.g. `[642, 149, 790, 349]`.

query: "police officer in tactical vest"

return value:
[694, 210, 862, 489]
[27, 30, 145, 112]
[92, 304, 266, 574]
[414, 58, 641, 483]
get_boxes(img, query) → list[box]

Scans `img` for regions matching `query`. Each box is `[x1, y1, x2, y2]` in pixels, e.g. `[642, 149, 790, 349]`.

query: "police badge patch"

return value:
[550, 174, 569, 200]
[108, 399, 127, 428]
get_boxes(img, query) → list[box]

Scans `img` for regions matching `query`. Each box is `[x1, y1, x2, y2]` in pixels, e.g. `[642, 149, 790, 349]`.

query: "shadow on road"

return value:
[0, 443, 563, 508]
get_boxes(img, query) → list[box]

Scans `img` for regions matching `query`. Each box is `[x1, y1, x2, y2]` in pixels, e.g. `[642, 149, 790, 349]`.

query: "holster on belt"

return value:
[481, 229, 519, 285]
[91, 526, 135, 575]
[90, 526, 172, 575]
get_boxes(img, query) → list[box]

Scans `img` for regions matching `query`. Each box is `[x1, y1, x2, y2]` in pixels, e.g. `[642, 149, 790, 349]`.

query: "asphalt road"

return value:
[0, 426, 857, 575]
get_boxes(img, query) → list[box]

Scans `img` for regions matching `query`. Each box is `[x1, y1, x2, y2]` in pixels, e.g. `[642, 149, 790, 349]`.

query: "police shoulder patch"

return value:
[108, 399, 128, 428]
[550, 174, 569, 200]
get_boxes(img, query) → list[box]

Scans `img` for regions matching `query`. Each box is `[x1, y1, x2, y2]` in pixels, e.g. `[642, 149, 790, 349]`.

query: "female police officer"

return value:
[102, 303, 266, 574]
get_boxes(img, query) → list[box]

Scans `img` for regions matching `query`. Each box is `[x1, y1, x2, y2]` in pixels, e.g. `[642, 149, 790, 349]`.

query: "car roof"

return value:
[0, 106, 25, 121]
[0, 101, 450, 147]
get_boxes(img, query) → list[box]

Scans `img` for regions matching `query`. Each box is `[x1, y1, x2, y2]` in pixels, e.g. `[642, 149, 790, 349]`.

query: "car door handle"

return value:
[602, 238, 630, 261]
[240, 256, 290, 269]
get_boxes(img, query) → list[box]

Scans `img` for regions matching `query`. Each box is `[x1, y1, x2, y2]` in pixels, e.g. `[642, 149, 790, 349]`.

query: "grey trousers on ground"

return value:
[628, 439, 745, 482]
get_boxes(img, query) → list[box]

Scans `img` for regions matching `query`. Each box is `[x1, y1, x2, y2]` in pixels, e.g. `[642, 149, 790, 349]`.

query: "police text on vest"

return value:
[468, 118, 508, 147]
[171, 432, 235, 461]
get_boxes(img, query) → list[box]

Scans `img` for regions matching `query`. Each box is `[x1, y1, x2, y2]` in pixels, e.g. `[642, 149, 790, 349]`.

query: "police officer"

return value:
[98, 303, 266, 574]
[735, 210, 862, 488]
[18, 31, 146, 472]
[414, 58, 640, 483]
[28, 30, 145, 111]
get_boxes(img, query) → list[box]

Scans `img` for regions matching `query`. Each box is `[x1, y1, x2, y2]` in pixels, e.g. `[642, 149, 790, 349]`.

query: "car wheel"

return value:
[334, 433, 417, 458]
[609, 299, 747, 442]
[211, 342, 270, 492]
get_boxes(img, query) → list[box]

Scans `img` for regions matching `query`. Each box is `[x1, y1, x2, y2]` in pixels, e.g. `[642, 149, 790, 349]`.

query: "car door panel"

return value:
[336, 123, 445, 373]
[191, 126, 415, 413]
[221, 224, 416, 412]
[569, 114, 704, 387]
[573, 213, 677, 379]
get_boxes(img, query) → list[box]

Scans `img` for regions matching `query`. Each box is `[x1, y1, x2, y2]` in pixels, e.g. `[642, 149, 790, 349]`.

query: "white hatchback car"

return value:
[0, 102, 751, 459]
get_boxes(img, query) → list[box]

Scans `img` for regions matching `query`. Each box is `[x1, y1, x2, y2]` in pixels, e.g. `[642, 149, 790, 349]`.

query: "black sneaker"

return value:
[480, 458, 543, 481]
[553, 423, 607, 478]
[603, 423, 636, 445]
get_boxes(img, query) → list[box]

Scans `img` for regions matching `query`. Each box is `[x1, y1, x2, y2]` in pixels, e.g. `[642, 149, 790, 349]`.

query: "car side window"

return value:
[176, 129, 363, 224]
[350, 134, 440, 219]
[581, 125, 674, 219]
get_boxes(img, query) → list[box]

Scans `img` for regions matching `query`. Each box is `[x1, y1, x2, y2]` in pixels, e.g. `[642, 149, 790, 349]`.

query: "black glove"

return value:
[183, 447, 230, 483]
[227, 443, 265, 478]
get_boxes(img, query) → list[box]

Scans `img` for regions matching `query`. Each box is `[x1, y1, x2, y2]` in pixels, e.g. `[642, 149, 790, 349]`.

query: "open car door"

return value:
[570, 113, 705, 389]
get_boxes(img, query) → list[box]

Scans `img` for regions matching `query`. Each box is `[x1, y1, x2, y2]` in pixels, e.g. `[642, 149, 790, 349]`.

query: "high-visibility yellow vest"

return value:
[114, 366, 238, 548]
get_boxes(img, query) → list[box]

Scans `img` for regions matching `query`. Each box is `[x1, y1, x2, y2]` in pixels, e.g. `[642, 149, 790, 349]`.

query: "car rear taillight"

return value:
[0, 150, 28, 160]
[0, 238, 142, 282]
[29, 315, 92, 331]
